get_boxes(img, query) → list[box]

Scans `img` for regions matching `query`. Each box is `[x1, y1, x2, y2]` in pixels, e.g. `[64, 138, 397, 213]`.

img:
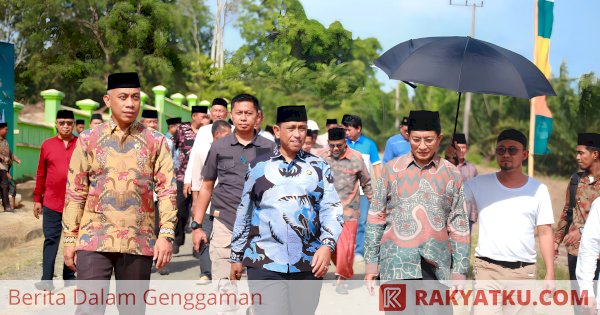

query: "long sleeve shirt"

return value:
[33, 136, 78, 212]
[555, 174, 600, 256]
[185, 139, 212, 191]
[229, 148, 344, 273]
[173, 123, 198, 182]
[62, 120, 177, 256]
[322, 147, 372, 220]
[577, 198, 600, 303]
[364, 153, 470, 281]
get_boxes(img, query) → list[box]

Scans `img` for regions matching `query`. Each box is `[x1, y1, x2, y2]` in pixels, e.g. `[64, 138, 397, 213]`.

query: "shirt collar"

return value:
[398, 152, 440, 170]
[347, 134, 364, 144]
[272, 146, 307, 162]
[228, 131, 263, 147]
[327, 147, 351, 161]
[582, 173, 599, 185]
[55, 135, 78, 144]
[108, 118, 139, 135]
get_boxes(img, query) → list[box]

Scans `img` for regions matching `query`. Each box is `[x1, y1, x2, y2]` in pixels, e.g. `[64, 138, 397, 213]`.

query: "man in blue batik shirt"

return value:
[229, 105, 343, 315]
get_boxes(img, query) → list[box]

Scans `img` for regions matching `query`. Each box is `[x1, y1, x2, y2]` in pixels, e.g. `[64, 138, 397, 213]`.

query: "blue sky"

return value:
[221, 0, 600, 91]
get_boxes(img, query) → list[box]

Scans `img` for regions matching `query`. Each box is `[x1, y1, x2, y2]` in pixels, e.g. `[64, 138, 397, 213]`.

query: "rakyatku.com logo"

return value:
[378, 282, 592, 312]
[379, 284, 407, 311]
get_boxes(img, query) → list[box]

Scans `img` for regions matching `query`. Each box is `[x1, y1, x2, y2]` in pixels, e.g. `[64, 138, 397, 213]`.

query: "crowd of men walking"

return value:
[6, 71, 600, 314]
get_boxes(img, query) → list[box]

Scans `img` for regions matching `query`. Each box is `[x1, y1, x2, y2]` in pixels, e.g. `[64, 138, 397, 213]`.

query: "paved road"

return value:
[150, 231, 367, 281]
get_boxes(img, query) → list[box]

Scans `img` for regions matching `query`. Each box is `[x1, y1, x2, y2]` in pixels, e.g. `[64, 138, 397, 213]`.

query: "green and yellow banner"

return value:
[532, 0, 554, 155]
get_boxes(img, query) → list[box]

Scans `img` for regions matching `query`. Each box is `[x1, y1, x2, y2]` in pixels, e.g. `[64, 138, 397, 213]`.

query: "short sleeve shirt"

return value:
[202, 133, 276, 230]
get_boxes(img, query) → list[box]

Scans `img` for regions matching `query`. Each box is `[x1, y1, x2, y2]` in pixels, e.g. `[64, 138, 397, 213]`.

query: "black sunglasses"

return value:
[329, 143, 345, 149]
[496, 146, 521, 156]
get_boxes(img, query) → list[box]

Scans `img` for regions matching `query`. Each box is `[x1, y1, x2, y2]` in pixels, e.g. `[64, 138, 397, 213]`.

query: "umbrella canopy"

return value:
[375, 36, 556, 99]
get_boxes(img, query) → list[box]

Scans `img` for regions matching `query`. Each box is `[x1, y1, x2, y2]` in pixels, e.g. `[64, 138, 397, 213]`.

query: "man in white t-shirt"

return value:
[577, 197, 600, 313]
[184, 98, 230, 194]
[464, 129, 555, 315]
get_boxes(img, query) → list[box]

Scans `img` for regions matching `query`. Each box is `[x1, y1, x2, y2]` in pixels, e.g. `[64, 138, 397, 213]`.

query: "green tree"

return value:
[9, 0, 212, 105]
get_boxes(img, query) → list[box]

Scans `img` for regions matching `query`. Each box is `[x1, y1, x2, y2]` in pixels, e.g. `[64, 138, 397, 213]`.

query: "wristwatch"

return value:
[166, 237, 175, 243]
[190, 220, 203, 230]
[579, 227, 584, 235]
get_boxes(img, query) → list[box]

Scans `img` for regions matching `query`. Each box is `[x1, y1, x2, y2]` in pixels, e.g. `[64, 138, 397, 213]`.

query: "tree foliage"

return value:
[3, 0, 212, 105]
[3, 0, 599, 177]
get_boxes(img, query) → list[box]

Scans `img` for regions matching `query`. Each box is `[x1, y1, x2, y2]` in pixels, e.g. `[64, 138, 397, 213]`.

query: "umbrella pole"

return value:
[453, 92, 462, 137]
[451, 92, 462, 166]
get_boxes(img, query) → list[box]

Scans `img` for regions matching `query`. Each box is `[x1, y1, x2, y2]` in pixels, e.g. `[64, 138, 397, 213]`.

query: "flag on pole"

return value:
[532, 0, 554, 154]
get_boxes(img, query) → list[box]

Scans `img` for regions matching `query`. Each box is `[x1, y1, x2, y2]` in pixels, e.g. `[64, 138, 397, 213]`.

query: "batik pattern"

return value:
[173, 123, 197, 182]
[321, 147, 373, 220]
[555, 174, 600, 256]
[364, 153, 470, 281]
[62, 120, 177, 256]
[229, 148, 344, 273]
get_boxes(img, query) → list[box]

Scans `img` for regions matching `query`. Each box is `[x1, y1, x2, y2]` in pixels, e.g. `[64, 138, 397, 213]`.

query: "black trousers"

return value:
[384, 258, 453, 315]
[0, 170, 10, 210]
[247, 267, 322, 315]
[175, 181, 191, 246]
[42, 207, 75, 280]
[568, 254, 600, 315]
[75, 250, 153, 315]
[198, 214, 214, 277]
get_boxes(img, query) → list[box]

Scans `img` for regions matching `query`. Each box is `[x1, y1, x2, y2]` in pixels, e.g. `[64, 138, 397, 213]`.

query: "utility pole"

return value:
[211, 0, 226, 69]
[450, 0, 483, 141]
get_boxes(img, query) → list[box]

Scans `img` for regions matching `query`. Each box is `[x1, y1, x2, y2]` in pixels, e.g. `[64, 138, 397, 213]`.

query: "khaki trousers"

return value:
[473, 257, 537, 315]
[209, 218, 232, 280]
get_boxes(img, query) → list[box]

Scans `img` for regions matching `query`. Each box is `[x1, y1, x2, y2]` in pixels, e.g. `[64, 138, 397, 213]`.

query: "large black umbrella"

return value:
[374, 36, 556, 135]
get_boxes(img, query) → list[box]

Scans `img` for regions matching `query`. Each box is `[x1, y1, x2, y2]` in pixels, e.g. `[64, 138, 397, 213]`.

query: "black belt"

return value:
[478, 256, 534, 269]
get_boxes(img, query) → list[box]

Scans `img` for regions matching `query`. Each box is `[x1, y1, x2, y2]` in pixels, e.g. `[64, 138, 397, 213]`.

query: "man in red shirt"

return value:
[33, 109, 78, 291]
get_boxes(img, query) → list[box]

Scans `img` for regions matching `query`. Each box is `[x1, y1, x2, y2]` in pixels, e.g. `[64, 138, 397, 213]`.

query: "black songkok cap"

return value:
[401, 116, 409, 126]
[212, 98, 228, 107]
[408, 110, 440, 133]
[497, 129, 528, 149]
[56, 110, 74, 120]
[326, 118, 338, 126]
[276, 106, 307, 124]
[578, 133, 600, 148]
[107, 72, 140, 90]
[0, 123, 7, 128]
[91, 113, 103, 121]
[192, 106, 208, 114]
[453, 133, 467, 145]
[166, 117, 182, 125]
[328, 127, 346, 141]
[306, 129, 314, 137]
[141, 109, 158, 119]
[76, 119, 85, 125]
[341, 114, 353, 125]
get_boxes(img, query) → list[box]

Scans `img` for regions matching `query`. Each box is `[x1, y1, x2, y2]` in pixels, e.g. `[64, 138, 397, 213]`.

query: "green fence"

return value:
[13, 86, 203, 180]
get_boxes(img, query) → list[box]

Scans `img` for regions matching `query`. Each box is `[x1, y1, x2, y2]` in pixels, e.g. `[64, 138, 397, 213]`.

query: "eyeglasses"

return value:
[329, 143, 345, 149]
[410, 137, 437, 146]
[495, 146, 521, 156]
[57, 121, 74, 126]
